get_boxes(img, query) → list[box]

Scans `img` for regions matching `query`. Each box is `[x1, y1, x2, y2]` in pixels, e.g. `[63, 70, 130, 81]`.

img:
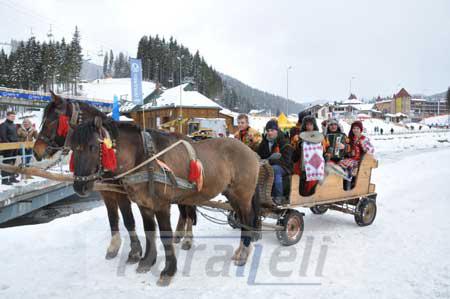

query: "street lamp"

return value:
[286, 66, 292, 116]
[177, 55, 184, 133]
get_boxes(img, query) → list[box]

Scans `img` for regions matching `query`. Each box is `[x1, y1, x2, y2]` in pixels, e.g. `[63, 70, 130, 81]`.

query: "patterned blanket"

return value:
[302, 141, 325, 181]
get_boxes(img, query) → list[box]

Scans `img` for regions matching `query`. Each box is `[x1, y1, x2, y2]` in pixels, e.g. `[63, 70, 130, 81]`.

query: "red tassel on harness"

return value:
[69, 152, 74, 172]
[101, 143, 117, 171]
[188, 159, 203, 191]
[57, 115, 70, 137]
[188, 160, 201, 181]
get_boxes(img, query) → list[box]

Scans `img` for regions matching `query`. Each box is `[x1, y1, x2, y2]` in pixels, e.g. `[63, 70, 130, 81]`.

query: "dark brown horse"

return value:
[33, 93, 197, 272]
[69, 117, 261, 286]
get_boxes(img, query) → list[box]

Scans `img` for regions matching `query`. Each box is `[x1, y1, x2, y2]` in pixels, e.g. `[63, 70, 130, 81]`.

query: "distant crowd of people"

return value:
[0, 111, 38, 185]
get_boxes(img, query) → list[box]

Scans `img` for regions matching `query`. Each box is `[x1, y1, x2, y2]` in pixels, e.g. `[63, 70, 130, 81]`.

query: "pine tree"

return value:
[108, 50, 114, 77]
[70, 26, 83, 94]
[103, 52, 108, 78]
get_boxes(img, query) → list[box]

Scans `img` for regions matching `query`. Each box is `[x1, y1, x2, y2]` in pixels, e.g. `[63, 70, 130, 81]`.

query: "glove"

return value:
[268, 153, 281, 160]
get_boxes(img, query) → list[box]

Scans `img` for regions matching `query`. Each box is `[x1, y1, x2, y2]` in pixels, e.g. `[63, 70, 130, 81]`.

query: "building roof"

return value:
[395, 88, 411, 98]
[348, 93, 357, 100]
[79, 78, 156, 102]
[141, 83, 221, 110]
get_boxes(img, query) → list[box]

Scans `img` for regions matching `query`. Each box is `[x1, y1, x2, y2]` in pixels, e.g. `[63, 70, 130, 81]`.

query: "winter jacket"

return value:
[17, 126, 38, 142]
[322, 132, 350, 162]
[234, 126, 262, 151]
[257, 133, 293, 174]
[0, 119, 18, 143]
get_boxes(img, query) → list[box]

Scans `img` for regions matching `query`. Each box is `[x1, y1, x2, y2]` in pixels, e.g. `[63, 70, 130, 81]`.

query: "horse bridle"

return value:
[38, 101, 82, 155]
[72, 127, 113, 182]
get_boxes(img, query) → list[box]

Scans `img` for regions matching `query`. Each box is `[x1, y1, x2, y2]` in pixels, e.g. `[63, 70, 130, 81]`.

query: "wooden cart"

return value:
[227, 154, 378, 246]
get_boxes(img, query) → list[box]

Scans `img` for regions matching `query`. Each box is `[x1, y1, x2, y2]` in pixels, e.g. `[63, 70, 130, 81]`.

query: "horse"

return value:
[69, 117, 261, 286]
[33, 92, 197, 272]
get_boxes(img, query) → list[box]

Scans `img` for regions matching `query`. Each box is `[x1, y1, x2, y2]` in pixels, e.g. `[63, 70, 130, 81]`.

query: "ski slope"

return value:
[0, 141, 449, 298]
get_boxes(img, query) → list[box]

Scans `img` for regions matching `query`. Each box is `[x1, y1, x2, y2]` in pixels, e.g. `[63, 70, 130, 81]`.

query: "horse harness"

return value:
[73, 128, 198, 194]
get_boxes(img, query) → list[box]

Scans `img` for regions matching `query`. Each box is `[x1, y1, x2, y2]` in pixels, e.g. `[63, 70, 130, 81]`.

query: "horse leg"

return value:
[155, 208, 177, 287]
[181, 206, 196, 250]
[117, 197, 142, 264]
[103, 197, 122, 260]
[226, 190, 259, 267]
[136, 206, 157, 273]
[173, 205, 187, 244]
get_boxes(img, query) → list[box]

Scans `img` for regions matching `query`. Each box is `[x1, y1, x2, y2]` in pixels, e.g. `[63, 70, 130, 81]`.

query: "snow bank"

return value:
[421, 114, 450, 126]
[1, 147, 450, 298]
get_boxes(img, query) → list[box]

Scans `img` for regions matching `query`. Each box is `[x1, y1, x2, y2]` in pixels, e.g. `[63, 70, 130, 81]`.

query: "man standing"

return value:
[234, 114, 261, 151]
[257, 119, 293, 205]
[0, 111, 19, 185]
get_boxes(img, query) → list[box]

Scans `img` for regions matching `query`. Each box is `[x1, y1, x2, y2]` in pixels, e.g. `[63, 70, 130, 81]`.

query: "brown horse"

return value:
[69, 117, 261, 286]
[33, 93, 197, 272]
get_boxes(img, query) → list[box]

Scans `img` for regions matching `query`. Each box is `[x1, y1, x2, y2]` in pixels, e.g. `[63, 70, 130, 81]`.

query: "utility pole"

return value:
[177, 55, 184, 133]
[286, 66, 292, 115]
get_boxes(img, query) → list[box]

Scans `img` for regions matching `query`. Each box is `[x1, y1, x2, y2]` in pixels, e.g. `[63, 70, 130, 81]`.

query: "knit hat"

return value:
[265, 119, 279, 131]
[328, 118, 339, 126]
[351, 120, 363, 131]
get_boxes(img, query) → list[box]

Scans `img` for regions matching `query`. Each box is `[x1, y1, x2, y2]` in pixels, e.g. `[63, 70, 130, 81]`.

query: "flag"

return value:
[130, 58, 143, 105]
[112, 94, 120, 121]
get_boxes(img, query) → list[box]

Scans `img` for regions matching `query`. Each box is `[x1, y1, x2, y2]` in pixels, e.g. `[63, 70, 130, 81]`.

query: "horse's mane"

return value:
[42, 98, 108, 127]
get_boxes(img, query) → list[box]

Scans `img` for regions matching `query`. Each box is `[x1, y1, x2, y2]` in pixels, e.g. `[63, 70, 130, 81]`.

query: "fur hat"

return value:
[300, 115, 319, 132]
[325, 118, 343, 134]
[265, 119, 279, 131]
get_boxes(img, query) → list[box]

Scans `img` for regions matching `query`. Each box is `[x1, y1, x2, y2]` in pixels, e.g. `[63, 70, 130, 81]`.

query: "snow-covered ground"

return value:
[0, 136, 449, 298]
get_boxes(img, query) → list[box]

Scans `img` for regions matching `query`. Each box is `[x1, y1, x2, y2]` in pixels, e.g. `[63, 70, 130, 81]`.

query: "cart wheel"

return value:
[227, 211, 239, 229]
[276, 209, 304, 246]
[354, 198, 377, 226]
[310, 205, 328, 215]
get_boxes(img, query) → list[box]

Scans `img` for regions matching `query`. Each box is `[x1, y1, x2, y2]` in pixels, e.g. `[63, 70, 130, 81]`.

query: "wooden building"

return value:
[126, 83, 234, 134]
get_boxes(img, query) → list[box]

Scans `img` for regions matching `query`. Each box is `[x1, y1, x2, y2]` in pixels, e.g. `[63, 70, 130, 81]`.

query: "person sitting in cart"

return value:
[292, 116, 325, 196]
[257, 119, 293, 205]
[322, 118, 352, 180]
[339, 120, 375, 190]
[234, 114, 261, 151]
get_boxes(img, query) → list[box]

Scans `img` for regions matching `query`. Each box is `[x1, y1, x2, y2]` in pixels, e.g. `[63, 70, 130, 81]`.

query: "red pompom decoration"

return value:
[57, 115, 70, 137]
[101, 143, 117, 171]
[188, 159, 203, 191]
[69, 152, 74, 172]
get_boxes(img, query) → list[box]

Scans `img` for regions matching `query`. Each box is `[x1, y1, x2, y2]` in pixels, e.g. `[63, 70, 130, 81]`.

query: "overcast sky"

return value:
[0, 0, 449, 103]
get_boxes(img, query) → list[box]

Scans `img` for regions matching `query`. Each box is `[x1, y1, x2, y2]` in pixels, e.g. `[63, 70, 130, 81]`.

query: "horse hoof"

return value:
[127, 252, 141, 264]
[234, 258, 247, 267]
[157, 275, 173, 287]
[105, 250, 119, 260]
[136, 257, 156, 273]
[181, 240, 192, 250]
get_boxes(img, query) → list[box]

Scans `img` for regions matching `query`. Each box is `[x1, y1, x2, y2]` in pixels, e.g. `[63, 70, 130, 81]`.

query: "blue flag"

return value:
[112, 94, 120, 121]
[130, 58, 143, 105]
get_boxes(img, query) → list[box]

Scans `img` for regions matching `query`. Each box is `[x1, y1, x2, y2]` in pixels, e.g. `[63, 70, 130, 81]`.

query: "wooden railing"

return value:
[0, 141, 35, 151]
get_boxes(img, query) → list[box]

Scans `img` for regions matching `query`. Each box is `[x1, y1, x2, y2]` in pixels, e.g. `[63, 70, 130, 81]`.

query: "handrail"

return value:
[0, 141, 35, 151]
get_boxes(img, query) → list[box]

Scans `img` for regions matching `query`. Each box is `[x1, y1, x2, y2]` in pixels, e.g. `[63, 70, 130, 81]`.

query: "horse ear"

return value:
[50, 90, 63, 106]
[94, 116, 103, 130]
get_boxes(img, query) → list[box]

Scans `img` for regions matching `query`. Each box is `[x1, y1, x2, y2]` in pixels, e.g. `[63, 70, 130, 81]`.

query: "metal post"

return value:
[286, 66, 292, 116]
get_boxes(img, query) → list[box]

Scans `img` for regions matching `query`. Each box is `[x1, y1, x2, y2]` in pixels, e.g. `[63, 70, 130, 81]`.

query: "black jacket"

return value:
[257, 133, 293, 174]
[0, 120, 18, 143]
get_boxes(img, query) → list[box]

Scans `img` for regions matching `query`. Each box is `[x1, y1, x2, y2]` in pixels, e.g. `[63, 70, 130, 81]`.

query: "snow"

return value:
[1, 135, 449, 298]
[78, 78, 156, 102]
[421, 114, 450, 126]
[142, 83, 221, 110]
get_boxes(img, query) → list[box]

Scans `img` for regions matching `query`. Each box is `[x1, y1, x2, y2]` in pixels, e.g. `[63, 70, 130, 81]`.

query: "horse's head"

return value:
[34, 91, 71, 161]
[70, 117, 105, 197]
